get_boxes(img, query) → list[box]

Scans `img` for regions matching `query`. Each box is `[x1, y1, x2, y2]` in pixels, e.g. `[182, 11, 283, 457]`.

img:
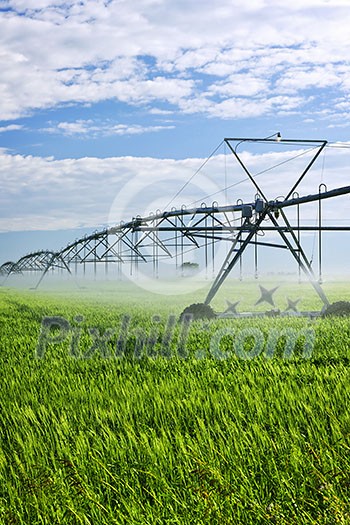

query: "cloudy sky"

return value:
[1, 0, 350, 267]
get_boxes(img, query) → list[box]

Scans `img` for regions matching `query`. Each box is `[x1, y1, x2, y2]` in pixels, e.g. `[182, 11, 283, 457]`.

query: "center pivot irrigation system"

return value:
[1, 134, 350, 317]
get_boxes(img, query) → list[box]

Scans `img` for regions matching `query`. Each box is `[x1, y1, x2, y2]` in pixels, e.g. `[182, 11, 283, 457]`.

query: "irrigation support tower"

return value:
[1, 135, 350, 310]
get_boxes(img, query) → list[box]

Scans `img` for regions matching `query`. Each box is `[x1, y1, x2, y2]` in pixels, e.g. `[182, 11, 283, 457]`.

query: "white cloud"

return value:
[207, 74, 269, 98]
[56, 120, 92, 135]
[1, 144, 350, 233]
[42, 119, 175, 137]
[0, 1, 349, 120]
[0, 124, 23, 132]
[276, 66, 343, 94]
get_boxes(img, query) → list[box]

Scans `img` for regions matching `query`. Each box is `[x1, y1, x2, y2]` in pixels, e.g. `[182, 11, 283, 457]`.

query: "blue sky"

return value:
[1, 0, 350, 269]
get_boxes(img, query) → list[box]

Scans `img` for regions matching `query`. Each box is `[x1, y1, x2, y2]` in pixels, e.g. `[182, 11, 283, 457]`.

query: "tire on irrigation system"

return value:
[322, 301, 350, 318]
[179, 303, 216, 322]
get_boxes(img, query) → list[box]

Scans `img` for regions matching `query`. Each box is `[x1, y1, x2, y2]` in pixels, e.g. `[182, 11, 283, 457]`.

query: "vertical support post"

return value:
[135, 230, 138, 279]
[155, 222, 159, 280]
[293, 192, 301, 283]
[118, 233, 122, 280]
[181, 209, 184, 277]
[237, 199, 243, 281]
[130, 230, 134, 277]
[83, 242, 86, 278]
[254, 232, 258, 279]
[74, 245, 78, 277]
[175, 214, 178, 273]
[205, 215, 208, 280]
[94, 238, 97, 281]
[318, 183, 327, 284]
[153, 218, 156, 278]
[211, 212, 215, 277]
[105, 233, 109, 279]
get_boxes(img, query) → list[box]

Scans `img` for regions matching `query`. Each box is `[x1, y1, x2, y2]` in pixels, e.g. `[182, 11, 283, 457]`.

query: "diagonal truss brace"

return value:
[205, 209, 269, 304]
[204, 137, 331, 307]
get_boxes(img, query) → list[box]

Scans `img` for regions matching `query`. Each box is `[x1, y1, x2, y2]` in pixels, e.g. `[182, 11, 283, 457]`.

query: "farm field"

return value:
[1, 280, 350, 524]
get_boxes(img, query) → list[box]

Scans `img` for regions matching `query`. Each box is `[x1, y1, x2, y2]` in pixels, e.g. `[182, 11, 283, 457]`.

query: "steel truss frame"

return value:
[1, 136, 350, 307]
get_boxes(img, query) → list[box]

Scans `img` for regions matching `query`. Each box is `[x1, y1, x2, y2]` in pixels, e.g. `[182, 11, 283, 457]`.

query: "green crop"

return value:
[0, 281, 350, 524]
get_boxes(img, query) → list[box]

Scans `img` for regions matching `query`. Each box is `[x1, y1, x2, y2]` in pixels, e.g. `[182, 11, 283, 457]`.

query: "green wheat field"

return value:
[1, 279, 350, 524]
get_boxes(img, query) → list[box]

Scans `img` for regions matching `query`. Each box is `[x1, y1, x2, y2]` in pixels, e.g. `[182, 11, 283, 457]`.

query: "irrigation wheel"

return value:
[322, 301, 350, 317]
[179, 303, 216, 322]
